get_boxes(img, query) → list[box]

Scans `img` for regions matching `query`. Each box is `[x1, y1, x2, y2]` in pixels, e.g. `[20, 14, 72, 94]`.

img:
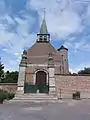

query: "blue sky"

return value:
[0, 0, 90, 73]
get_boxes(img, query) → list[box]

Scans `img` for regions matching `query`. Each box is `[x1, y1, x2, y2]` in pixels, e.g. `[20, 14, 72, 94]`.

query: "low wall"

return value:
[55, 75, 90, 99]
[0, 83, 17, 93]
[1, 76, 90, 99]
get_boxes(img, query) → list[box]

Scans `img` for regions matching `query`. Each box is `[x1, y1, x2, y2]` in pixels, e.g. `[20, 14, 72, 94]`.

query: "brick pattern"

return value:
[0, 84, 17, 93]
[55, 75, 90, 98]
[1, 75, 90, 99]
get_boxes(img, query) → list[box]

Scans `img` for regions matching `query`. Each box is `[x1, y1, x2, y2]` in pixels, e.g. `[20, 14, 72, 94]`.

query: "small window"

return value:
[40, 38, 42, 41]
[39, 36, 42, 41]
[44, 36, 47, 40]
[44, 38, 47, 41]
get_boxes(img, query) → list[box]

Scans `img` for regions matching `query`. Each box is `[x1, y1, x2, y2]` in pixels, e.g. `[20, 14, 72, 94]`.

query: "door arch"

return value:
[35, 71, 49, 93]
[36, 71, 47, 85]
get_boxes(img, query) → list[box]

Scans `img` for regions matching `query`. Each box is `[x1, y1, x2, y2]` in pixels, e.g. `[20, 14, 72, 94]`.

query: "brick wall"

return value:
[55, 75, 90, 99]
[1, 76, 90, 99]
[0, 83, 17, 93]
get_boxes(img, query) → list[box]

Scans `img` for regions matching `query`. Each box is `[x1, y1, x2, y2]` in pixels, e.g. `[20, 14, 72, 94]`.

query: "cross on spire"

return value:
[44, 8, 46, 20]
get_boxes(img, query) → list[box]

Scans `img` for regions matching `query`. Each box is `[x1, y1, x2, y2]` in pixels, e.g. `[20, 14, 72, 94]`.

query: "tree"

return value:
[78, 67, 90, 75]
[0, 59, 4, 82]
[2, 71, 18, 83]
[0, 58, 18, 83]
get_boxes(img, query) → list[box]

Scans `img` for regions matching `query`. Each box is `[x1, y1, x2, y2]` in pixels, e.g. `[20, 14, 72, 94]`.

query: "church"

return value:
[17, 14, 69, 95]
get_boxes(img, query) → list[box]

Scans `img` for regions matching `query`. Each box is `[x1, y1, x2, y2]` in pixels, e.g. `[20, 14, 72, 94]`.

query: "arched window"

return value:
[44, 36, 47, 41]
[39, 36, 42, 41]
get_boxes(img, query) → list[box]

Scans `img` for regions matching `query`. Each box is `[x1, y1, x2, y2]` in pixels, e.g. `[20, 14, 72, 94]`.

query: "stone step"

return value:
[15, 94, 57, 98]
[14, 95, 57, 100]
[13, 97, 57, 100]
[15, 95, 56, 98]
[10, 93, 58, 103]
[15, 93, 53, 96]
[9, 99, 57, 103]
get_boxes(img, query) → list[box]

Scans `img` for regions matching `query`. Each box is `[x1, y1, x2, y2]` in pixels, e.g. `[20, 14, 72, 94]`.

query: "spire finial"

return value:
[39, 8, 48, 35]
[44, 8, 46, 20]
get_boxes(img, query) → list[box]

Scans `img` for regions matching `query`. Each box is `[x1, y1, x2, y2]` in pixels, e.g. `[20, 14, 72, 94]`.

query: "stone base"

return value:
[9, 93, 58, 103]
[49, 86, 56, 96]
[16, 86, 24, 94]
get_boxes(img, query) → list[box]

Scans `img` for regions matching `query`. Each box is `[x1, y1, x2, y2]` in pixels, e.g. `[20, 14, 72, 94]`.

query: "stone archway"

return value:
[35, 71, 49, 93]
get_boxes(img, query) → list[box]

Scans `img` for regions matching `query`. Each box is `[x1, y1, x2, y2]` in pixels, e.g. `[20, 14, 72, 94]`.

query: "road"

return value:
[0, 100, 90, 120]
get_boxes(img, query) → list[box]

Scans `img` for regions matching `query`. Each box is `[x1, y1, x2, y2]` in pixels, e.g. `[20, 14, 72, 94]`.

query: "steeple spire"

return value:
[37, 9, 50, 42]
[40, 9, 48, 34]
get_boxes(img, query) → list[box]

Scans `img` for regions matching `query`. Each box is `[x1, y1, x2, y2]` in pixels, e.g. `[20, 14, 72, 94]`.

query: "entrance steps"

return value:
[9, 93, 58, 103]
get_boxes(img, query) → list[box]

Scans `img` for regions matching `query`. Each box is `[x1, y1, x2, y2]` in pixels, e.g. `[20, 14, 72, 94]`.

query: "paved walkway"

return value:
[1, 100, 90, 120]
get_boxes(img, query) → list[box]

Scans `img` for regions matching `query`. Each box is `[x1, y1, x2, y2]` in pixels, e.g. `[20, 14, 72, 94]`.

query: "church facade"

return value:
[17, 15, 69, 95]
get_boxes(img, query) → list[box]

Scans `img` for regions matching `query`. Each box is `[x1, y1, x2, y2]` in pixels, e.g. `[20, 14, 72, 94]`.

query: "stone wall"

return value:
[55, 75, 90, 99]
[0, 83, 17, 93]
[1, 75, 90, 99]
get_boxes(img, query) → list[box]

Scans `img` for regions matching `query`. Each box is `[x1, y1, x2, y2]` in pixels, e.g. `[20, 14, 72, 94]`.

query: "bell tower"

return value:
[37, 10, 50, 42]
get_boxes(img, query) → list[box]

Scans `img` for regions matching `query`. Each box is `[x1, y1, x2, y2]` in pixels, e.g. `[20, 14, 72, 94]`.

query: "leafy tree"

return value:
[78, 67, 90, 75]
[0, 58, 18, 83]
[0, 60, 4, 82]
[1, 71, 18, 83]
[4, 71, 18, 83]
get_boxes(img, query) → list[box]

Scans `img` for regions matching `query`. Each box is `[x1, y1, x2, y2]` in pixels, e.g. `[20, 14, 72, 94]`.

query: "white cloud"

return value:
[0, 13, 36, 52]
[0, 4, 36, 71]
[0, 0, 90, 72]
[70, 63, 90, 73]
[87, 4, 90, 16]
[6, 15, 15, 24]
[4, 60, 19, 72]
[47, 11, 81, 38]
[69, 67, 81, 73]
[0, 24, 13, 44]
[30, 0, 84, 39]
[69, 40, 90, 52]
[0, 0, 6, 15]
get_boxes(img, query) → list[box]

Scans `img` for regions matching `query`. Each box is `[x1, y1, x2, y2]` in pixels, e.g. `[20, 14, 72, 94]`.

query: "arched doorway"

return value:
[36, 71, 46, 85]
[36, 71, 49, 93]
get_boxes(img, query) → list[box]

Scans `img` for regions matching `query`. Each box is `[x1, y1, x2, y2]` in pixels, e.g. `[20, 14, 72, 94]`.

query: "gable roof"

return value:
[27, 42, 61, 64]
[27, 42, 57, 56]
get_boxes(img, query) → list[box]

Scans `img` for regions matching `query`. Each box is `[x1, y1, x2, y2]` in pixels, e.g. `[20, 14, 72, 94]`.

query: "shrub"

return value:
[0, 91, 7, 102]
[0, 89, 15, 102]
[7, 93, 15, 100]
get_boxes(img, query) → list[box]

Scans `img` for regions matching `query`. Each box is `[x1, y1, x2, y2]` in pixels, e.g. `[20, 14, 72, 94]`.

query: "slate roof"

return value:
[40, 19, 48, 34]
[57, 45, 68, 51]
